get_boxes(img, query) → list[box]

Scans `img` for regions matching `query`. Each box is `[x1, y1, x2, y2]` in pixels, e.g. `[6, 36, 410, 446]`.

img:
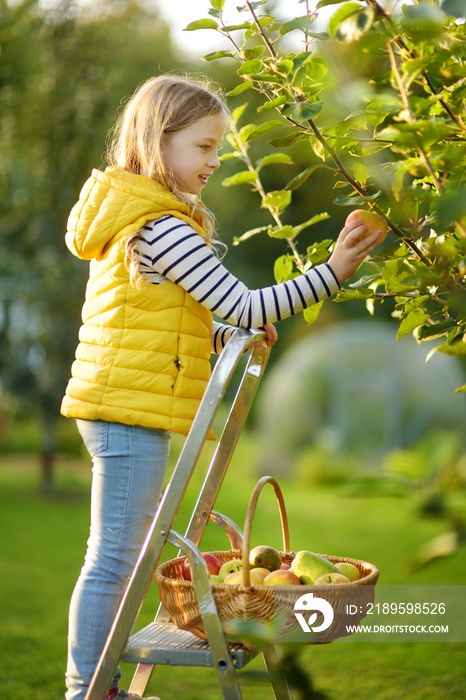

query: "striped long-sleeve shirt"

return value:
[136, 215, 340, 352]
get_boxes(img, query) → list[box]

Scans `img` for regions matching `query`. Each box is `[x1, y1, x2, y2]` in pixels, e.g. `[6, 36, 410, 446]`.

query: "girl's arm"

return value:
[136, 216, 379, 330]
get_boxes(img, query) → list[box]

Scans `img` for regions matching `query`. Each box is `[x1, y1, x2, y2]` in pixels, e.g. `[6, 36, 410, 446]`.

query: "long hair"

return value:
[107, 74, 228, 285]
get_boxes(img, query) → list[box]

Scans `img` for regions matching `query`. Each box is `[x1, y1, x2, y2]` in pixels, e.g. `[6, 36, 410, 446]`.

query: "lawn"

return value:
[1, 431, 465, 700]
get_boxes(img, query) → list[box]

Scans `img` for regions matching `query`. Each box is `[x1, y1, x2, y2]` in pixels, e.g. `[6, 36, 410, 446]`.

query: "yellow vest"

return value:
[60, 167, 213, 437]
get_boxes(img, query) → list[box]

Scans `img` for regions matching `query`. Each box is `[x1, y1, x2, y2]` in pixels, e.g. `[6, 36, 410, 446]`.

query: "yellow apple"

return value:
[335, 561, 361, 581]
[250, 567, 270, 582]
[345, 209, 388, 243]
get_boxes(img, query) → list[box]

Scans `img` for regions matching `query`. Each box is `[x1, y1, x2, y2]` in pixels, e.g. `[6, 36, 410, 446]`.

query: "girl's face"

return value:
[162, 112, 226, 195]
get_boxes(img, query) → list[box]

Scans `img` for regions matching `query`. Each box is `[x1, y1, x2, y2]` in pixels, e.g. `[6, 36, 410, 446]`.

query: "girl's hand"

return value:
[327, 219, 382, 284]
[246, 323, 278, 349]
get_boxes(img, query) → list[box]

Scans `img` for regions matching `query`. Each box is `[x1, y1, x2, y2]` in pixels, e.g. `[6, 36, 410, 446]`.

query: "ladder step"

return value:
[122, 622, 260, 669]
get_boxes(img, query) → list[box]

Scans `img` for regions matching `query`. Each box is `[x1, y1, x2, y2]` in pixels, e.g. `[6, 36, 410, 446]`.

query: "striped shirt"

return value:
[136, 215, 340, 352]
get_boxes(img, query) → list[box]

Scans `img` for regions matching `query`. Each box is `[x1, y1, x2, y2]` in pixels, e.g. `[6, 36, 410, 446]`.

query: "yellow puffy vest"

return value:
[60, 167, 213, 437]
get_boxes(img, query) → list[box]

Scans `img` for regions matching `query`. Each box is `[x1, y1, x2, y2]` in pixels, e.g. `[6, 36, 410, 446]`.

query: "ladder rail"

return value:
[84, 328, 267, 700]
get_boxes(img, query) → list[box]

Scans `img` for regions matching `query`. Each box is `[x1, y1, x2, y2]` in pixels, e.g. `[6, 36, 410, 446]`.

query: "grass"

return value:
[1, 431, 465, 700]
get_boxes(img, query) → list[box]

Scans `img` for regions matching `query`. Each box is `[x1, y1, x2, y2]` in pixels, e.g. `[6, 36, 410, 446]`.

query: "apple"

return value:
[263, 569, 302, 586]
[181, 552, 222, 581]
[335, 561, 361, 581]
[218, 558, 243, 581]
[314, 573, 350, 585]
[249, 545, 282, 571]
[345, 209, 388, 244]
[250, 567, 270, 582]
[224, 569, 263, 586]
[291, 550, 341, 584]
[209, 574, 223, 584]
[280, 562, 291, 570]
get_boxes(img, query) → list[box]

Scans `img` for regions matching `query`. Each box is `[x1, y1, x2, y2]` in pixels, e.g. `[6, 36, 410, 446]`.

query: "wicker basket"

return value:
[154, 477, 379, 646]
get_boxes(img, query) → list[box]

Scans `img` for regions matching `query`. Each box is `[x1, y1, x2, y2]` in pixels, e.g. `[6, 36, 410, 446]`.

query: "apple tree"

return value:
[187, 0, 466, 386]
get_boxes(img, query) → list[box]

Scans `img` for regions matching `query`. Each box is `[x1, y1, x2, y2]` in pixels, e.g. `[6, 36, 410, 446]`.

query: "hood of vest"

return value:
[66, 166, 208, 260]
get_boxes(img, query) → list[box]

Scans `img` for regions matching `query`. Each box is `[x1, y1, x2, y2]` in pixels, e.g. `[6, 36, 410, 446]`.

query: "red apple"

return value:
[224, 569, 263, 586]
[345, 209, 388, 243]
[263, 569, 302, 586]
[181, 552, 222, 581]
[280, 562, 291, 570]
[314, 572, 350, 585]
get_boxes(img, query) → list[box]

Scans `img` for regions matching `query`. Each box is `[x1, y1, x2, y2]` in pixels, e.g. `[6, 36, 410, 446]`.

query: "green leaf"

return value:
[335, 289, 374, 301]
[233, 226, 269, 245]
[276, 59, 294, 75]
[262, 190, 292, 211]
[257, 95, 288, 112]
[297, 213, 330, 233]
[185, 19, 219, 31]
[222, 171, 257, 187]
[231, 103, 248, 122]
[237, 59, 262, 76]
[441, 0, 466, 18]
[401, 3, 448, 40]
[268, 225, 298, 239]
[335, 6, 376, 42]
[227, 81, 253, 97]
[274, 255, 294, 283]
[256, 153, 294, 170]
[210, 0, 225, 9]
[245, 120, 283, 142]
[303, 301, 324, 325]
[269, 132, 305, 147]
[397, 308, 432, 341]
[279, 15, 316, 36]
[328, 3, 362, 39]
[285, 165, 321, 191]
[284, 101, 323, 122]
[202, 50, 235, 61]
[437, 339, 466, 356]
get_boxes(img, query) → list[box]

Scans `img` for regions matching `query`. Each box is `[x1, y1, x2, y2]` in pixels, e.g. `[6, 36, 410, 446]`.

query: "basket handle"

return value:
[241, 476, 291, 587]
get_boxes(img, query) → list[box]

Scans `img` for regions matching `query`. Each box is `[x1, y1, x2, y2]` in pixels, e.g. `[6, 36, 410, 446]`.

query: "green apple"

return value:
[314, 573, 350, 585]
[291, 550, 341, 584]
[218, 558, 243, 581]
[335, 561, 361, 581]
[263, 569, 302, 586]
[249, 545, 282, 571]
[209, 574, 223, 584]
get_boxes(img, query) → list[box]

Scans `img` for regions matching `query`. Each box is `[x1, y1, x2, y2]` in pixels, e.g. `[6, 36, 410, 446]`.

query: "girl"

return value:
[61, 74, 381, 700]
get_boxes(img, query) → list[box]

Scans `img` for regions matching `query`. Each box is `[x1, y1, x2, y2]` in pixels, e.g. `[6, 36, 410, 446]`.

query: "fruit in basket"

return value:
[335, 561, 361, 581]
[280, 561, 291, 570]
[250, 567, 270, 582]
[218, 558, 243, 581]
[249, 545, 282, 571]
[263, 569, 301, 586]
[314, 572, 350, 585]
[224, 569, 263, 586]
[291, 550, 341, 584]
[181, 552, 222, 581]
[345, 209, 388, 243]
[209, 574, 223, 584]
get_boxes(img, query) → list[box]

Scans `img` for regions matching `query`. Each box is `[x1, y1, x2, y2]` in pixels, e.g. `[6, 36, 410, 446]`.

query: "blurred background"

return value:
[1, 2, 465, 698]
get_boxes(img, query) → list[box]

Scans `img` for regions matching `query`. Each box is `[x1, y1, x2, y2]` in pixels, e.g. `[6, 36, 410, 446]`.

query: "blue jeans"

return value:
[65, 420, 170, 700]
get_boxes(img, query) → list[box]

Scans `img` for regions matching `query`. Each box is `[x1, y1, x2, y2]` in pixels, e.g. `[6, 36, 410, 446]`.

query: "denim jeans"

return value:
[65, 420, 171, 700]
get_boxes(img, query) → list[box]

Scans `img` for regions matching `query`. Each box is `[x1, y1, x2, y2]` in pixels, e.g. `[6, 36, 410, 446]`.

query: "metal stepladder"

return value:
[85, 328, 294, 700]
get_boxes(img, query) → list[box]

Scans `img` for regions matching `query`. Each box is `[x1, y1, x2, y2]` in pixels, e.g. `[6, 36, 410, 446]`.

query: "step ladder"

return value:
[84, 328, 294, 700]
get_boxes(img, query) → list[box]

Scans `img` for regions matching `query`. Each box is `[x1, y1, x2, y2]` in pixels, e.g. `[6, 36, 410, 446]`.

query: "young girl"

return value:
[61, 74, 381, 700]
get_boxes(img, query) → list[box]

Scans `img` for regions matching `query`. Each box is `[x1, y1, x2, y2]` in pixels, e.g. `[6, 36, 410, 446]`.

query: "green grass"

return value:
[1, 435, 465, 700]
